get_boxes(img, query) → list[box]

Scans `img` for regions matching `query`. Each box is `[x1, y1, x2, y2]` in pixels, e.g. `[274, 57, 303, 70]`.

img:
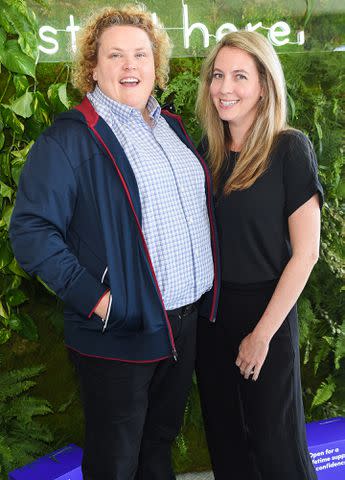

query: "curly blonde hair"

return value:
[72, 4, 172, 94]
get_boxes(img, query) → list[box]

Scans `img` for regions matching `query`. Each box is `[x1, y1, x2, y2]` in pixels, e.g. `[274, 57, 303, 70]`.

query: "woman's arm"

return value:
[235, 193, 321, 381]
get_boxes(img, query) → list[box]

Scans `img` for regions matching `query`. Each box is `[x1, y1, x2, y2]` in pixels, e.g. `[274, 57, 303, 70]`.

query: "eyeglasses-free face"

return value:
[210, 46, 263, 136]
[93, 25, 156, 113]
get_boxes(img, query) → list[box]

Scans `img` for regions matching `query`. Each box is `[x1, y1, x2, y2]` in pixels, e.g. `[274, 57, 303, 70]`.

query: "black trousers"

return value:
[196, 281, 317, 480]
[69, 305, 197, 480]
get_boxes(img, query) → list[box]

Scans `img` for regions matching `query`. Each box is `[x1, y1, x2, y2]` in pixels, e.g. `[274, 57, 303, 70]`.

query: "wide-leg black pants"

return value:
[196, 280, 317, 480]
[69, 305, 197, 480]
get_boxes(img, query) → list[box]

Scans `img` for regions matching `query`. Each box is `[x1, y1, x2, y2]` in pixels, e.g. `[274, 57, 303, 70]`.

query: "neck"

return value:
[228, 125, 246, 152]
[142, 107, 153, 127]
[228, 115, 256, 152]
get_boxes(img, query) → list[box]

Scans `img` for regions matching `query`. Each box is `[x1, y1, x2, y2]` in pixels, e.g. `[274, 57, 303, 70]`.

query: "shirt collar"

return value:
[88, 85, 161, 126]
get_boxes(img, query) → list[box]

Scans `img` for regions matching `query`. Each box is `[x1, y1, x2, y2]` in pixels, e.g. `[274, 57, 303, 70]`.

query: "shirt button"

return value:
[189, 218, 193, 225]
[195, 248, 199, 255]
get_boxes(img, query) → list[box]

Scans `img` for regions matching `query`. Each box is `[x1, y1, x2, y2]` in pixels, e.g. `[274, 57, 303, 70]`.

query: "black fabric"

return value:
[69, 306, 198, 480]
[196, 281, 317, 480]
[199, 130, 324, 284]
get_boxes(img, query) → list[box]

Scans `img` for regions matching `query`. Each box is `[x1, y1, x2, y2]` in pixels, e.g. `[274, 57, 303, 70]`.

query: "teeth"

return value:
[120, 78, 139, 84]
[220, 100, 239, 106]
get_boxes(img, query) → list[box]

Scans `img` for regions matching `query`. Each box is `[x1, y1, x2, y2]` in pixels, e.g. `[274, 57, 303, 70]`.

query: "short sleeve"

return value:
[283, 131, 324, 217]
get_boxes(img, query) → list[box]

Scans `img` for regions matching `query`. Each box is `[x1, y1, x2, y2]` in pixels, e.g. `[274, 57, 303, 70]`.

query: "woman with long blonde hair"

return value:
[196, 31, 322, 479]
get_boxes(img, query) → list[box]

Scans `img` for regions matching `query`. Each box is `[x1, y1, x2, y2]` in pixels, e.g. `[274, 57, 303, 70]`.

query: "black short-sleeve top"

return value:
[200, 130, 324, 284]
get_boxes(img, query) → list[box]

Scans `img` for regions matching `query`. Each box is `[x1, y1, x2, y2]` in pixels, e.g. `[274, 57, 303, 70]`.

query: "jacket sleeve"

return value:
[9, 132, 109, 318]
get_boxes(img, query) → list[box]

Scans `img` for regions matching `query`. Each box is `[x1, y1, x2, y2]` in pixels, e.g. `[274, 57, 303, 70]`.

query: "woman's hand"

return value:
[235, 332, 270, 381]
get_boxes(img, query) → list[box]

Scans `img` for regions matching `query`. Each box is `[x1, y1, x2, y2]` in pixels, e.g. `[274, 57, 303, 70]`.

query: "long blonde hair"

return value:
[196, 31, 288, 193]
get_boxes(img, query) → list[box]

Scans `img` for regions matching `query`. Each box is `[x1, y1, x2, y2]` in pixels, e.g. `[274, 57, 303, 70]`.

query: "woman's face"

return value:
[93, 25, 155, 112]
[210, 46, 263, 131]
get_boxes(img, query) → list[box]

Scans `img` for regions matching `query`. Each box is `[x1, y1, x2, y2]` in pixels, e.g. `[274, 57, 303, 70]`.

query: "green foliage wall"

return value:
[0, 0, 344, 476]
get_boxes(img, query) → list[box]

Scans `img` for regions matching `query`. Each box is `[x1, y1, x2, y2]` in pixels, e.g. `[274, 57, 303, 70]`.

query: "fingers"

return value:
[252, 364, 262, 382]
[235, 356, 256, 380]
[235, 335, 269, 381]
[244, 365, 256, 380]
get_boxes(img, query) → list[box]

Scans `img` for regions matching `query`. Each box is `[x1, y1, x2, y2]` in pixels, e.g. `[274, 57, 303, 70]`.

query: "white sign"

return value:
[37, 3, 305, 59]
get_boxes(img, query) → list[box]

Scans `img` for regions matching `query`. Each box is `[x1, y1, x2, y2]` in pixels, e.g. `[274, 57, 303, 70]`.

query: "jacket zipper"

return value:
[100, 266, 111, 333]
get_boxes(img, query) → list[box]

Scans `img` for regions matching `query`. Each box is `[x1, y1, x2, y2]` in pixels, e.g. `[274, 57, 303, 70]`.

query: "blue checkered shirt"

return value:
[88, 86, 214, 309]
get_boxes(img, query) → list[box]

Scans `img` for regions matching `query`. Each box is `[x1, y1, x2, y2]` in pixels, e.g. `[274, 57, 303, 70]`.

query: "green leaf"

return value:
[313, 339, 331, 374]
[7, 289, 28, 307]
[10, 91, 33, 118]
[25, 115, 45, 140]
[334, 320, 345, 370]
[315, 120, 323, 140]
[0, 237, 13, 270]
[13, 75, 29, 96]
[0, 152, 11, 181]
[0, 27, 6, 49]
[48, 83, 70, 113]
[17, 313, 38, 341]
[1, 107, 24, 134]
[0, 272, 21, 294]
[0, 300, 7, 319]
[10, 142, 33, 185]
[0, 181, 13, 200]
[287, 92, 296, 121]
[0, 328, 11, 344]
[18, 31, 39, 61]
[11, 157, 26, 186]
[8, 314, 22, 332]
[0, 10, 16, 34]
[58, 84, 70, 108]
[0, 204, 13, 229]
[8, 257, 30, 279]
[1, 1, 38, 58]
[0, 40, 36, 78]
[311, 378, 336, 409]
[31, 91, 50, 124]
[0, 131, 4, 151]
[36, 276, 56, 296]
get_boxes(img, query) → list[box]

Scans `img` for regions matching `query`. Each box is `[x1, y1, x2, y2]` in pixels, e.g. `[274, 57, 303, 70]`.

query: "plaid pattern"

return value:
[88, 87, 213, 309]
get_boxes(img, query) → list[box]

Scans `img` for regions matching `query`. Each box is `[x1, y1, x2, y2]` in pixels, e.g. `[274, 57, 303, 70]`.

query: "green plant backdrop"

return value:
[0, 0, 344, 477]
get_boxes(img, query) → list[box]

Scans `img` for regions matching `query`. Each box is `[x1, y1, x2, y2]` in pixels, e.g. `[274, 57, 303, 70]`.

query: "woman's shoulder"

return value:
[274, 128, 311, 150]
[272, 128, 316, 165]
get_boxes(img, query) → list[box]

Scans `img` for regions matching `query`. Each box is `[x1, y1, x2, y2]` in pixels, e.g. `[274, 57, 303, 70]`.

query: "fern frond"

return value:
[313, 338, 331, 374]
[334, 319, 345, 369]
[7, 396, 52, 424]
[311, 377, 336, 409]
[0, 365, 45, 402]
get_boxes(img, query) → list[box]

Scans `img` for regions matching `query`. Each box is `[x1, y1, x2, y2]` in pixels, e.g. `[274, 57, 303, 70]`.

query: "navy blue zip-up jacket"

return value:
[9, 98, 220, 362]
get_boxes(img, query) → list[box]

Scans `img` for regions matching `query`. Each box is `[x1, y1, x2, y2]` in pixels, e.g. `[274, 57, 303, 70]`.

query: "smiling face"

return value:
[210, 46, 263, 134]
[92, 25, 155, 112]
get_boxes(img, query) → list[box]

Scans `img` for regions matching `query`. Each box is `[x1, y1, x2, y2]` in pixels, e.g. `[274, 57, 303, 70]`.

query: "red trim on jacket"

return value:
[75, 97, 177, 358]
[67, 345, 170, 364]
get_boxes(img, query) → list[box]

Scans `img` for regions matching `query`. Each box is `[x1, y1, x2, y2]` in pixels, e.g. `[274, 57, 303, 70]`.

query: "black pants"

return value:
[196, 281, 317, 480]
[69, 305, 197, 480]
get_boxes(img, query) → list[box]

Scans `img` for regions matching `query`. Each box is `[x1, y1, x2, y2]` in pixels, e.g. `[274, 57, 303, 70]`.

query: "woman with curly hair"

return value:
[10, 5, 219, 479]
